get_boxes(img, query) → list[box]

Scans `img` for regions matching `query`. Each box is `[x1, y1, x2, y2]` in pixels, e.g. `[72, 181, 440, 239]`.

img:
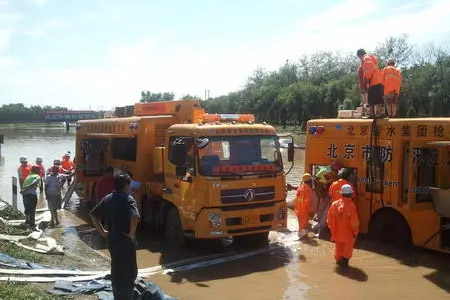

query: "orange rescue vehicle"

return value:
[305, 118, 450, 252]
[75, 100, 289, 247]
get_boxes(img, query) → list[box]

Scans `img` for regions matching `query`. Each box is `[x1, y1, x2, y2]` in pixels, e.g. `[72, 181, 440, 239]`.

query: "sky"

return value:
[0, 0, 449, 110]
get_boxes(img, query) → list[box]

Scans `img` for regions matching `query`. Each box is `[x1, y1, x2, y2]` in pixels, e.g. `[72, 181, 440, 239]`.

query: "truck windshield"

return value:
[198, 136, 282, 176]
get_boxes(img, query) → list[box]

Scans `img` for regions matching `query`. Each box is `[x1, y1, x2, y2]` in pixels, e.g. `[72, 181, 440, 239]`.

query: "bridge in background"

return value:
[44, 110, 102, 122]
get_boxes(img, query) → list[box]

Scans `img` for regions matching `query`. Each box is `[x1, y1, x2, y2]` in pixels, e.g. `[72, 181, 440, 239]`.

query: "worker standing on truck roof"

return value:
[329, 168, 356, 202]
[327, 184, 359, 267]
[358, 61, 369, 109]
[90, 173, 140, 300]
[17, 156, 31, 189]
[357, 49, 384, 118]
[383, 58, 402, 118]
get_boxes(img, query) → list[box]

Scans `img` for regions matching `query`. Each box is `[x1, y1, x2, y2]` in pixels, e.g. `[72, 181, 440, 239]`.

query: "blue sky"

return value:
[0, 0, 449, 110]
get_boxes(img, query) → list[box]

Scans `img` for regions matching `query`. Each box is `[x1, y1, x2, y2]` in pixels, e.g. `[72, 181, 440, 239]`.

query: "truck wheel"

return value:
[234, 232, 269, 247]
[369, 208, 412, 248]
[165, 207, 186, 249]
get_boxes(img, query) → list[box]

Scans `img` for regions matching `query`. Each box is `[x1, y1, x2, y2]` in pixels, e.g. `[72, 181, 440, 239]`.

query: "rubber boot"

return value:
[341, 258, 349, 267]
[55, 212, 60, 225]
[29, 215, 35, 228]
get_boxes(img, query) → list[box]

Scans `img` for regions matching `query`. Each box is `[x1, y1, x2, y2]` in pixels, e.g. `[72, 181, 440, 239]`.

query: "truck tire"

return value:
[165, 207, 186, 249]
[369, 208, 412, 248]
[233, 232, 269, 247]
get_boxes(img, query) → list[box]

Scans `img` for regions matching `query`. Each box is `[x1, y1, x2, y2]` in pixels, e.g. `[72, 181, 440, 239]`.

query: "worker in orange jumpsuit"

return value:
[327, 184, 359, 267]
[329, 168, 356, 202]
[357, 49, 384, 118]
[382, 58, 402, 118]
[294, 173, 313, 239]
[61, 151, 75, 186]
[17, 156, 31, 189]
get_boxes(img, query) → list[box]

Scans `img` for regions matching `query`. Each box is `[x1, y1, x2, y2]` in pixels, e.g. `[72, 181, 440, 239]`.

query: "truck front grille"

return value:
[220, 186, 275, 204]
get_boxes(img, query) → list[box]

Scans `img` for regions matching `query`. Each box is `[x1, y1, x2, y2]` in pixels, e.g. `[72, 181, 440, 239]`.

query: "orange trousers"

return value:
[296, 212, 309, 230]
[334, 241, 355, 261]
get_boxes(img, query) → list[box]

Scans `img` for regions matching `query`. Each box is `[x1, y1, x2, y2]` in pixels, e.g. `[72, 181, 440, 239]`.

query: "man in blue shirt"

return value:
[90, 173, 140, 300]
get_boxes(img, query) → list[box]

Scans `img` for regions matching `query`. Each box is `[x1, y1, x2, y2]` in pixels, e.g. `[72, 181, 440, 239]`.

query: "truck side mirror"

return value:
[288, 142, 295, 162]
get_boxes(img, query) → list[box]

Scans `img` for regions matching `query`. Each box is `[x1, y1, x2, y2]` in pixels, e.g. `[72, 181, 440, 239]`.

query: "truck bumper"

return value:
[193, 201, 287, 238]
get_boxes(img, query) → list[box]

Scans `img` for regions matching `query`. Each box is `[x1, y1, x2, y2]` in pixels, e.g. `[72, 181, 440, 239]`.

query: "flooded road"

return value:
[1, 123, 450, 299]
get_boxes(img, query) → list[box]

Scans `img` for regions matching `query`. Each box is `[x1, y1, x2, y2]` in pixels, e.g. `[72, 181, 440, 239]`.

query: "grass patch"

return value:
[0, 282, 70, 300]
[0, 199, 25, 220]
[0, 240, 42, 262]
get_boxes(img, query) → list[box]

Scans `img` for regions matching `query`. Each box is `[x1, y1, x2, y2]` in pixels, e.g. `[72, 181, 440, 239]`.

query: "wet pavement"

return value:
[63, 196, 450, 300]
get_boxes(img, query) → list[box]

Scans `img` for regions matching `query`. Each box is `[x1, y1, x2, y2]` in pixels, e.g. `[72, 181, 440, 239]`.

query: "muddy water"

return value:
[1, 124, 450, 299]
[0, 123, 75, 210]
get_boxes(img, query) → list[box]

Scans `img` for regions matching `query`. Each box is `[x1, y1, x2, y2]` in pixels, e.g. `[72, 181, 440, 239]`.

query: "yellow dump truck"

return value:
[75, 100, 290, 247]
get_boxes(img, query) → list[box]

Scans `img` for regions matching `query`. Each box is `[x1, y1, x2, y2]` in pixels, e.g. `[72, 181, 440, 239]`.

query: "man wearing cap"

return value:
[327, 184, 360, 267]
[288, 173, 313, 239]
[35, 157, 45, 193]
[90, 173, 140, 300]
[61, 152, 75, 186]
[45, 166, 65, 227]
[21, 165, 42, 227]
[17, 156, 31, 189]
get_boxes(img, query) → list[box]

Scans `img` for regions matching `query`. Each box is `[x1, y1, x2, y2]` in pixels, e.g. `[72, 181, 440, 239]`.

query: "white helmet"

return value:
[340, 184, 353, 196]
[19, 156, 27, 163]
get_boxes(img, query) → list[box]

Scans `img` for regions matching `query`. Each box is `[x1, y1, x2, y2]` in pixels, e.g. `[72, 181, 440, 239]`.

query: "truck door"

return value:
[166, 137, 198, 227]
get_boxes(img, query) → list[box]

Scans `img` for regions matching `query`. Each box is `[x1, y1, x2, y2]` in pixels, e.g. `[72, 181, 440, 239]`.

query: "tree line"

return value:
[202, 35, 450, 128]
[0, 103, 69, 123]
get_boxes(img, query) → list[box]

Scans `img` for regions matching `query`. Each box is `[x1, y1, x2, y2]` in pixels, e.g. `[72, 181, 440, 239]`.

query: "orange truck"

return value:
[75, 100, 291, 247]
[305, 118, 450, 252]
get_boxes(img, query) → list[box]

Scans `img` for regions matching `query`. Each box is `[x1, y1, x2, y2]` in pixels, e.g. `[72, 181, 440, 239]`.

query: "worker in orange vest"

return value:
[329, 168, 356, 202]
[383, 58, 402, 118]
[357, 49, 384, 118]
[327, 184, 359, 267]
[17, 156, 31, 189]
[294, 173, 313, 239]
[61, 151, 75, 186]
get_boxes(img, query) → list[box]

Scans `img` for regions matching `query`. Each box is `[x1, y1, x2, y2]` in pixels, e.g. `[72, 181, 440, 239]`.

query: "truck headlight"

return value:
[208, 213, 223, 228]
[277, 206, 287, 220]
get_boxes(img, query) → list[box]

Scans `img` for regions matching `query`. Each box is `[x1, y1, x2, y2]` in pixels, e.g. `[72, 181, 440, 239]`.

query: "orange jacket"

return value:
[383, 66, 402, 94]
[17, 164, 31, 185]
[362, 54, 383, 86]
[328, 179, 356, 202]
[61, 158, 74, 172]
[295, 183, 313, 216]
[327, 197, 359, 243]
[36, 162, 45, 178]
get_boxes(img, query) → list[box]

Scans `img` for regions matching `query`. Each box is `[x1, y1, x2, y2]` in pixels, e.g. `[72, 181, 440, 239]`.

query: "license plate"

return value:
[242, 214, 259, 225]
